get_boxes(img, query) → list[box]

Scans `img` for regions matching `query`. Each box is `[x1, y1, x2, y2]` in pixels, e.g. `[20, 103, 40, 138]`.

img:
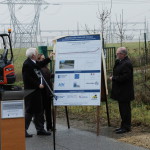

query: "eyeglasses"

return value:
[116, 53, 123, 55]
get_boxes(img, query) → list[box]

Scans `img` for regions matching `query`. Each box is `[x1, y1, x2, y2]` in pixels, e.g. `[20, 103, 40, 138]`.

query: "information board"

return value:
[1, 100, 24, 119]
[54, 34, 102, 106]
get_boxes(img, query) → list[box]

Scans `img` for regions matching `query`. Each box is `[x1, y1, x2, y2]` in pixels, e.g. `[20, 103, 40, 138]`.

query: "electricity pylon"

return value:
[1, 0, 47, 48]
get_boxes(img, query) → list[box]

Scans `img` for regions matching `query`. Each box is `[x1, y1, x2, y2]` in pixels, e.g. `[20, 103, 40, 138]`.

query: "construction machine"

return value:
[0, 29, 16, 91]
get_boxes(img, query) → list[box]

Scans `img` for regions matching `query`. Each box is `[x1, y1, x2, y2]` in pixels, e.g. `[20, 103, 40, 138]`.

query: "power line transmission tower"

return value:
[1, 0, 47, 48]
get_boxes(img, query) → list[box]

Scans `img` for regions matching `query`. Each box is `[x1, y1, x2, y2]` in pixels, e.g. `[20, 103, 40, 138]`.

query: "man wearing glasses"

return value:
[110, 47, 134, 134]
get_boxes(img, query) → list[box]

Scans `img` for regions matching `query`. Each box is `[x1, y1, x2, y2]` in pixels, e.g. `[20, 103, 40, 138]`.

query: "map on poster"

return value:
[53, 34, 102, 106]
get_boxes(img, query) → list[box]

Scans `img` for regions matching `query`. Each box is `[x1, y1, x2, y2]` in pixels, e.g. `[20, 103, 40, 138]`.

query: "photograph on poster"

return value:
[59, 60, 74, 69]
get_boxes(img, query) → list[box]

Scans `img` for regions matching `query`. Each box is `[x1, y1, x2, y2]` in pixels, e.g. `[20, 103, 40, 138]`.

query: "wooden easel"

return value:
[96, 60, 110, 136]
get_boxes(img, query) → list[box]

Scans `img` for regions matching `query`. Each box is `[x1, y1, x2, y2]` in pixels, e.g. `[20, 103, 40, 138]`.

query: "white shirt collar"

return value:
[31, 59, 36, 64]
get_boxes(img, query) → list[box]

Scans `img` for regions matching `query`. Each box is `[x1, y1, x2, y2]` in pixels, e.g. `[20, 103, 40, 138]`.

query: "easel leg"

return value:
[53, 106, 57, 130]
[52, 104, 56, 150]
[96, 106, 100, 136]
[65, 106, 70, 129]
[105, 98, 111, 127]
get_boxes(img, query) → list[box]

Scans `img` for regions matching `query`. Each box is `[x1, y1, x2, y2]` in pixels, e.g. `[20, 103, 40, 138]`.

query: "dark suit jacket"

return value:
[22, 57, 50, 113]
[110, 56, 134, 102]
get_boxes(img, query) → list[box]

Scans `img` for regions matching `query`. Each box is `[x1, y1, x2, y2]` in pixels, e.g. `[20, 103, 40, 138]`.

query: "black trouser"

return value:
[118, 101, 131, 130]
[41, 89, 52, 130]
[25, 112, 44, 132]
[44, 105, 52, 130]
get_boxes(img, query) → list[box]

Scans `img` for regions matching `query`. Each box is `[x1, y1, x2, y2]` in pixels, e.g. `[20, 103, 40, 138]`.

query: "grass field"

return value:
[13, 48, 26, 82]
[107, 42, 146, 57]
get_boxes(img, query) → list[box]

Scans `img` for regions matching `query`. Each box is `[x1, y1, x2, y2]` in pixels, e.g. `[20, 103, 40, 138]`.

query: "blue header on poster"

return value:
[57, 34, 100, 42]
[54, 90, 100, 93]
[55, 70, 101, 74]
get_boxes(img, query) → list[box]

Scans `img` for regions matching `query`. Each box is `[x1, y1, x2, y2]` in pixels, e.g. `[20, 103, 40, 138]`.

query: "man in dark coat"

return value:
[37, 54, 53, 131]
[22, 48, 53, 137]
[110, 47, 134, 134]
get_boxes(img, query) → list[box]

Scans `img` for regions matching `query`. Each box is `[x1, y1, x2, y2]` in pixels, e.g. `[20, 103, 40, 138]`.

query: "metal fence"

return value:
[104, 47, 116, 71]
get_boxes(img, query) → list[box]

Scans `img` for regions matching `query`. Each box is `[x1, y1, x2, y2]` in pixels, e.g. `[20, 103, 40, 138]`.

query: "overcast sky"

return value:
[40, 0, 150, 30]
[0, 0, 150, 31]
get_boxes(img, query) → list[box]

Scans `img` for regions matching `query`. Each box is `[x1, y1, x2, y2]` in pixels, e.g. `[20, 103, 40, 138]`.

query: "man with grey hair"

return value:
[26, 47, 37, 57]
[110, 47, 134, 134]
[22, 47, 54, 137]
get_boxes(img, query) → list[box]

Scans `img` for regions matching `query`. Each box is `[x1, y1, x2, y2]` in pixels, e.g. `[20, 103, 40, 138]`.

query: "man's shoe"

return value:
[47, 127, 52, 132]
[115, 127, 122, 132]
[26, 131, 33, 138]
[115, 128, 130, 134]
[37, 130, 51, 136]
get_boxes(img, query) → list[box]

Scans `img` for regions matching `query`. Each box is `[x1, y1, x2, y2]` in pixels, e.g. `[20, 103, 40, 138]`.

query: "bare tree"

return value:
[83, 24, 98, 34]
[82, 0, 112, 38]
[115, 10, 126, 46]
[97, 0, 112, 39]
[84, 24, 91, 34]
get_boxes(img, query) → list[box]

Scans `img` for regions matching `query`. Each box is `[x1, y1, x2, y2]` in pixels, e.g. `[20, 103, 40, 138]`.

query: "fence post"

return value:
[144, 33, 148, 82]
[144, 33, 148, 65]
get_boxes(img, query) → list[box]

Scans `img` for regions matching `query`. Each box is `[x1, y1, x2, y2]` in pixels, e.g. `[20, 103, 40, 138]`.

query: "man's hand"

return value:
[39, 84, 44, 89]
[109, 76, 113, 80]
[49, 52, 55, 59]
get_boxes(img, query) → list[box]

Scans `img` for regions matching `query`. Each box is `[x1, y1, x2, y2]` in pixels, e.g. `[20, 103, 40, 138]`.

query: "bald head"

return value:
[116, 47, 127, 60]
[117, 47, 127, 55]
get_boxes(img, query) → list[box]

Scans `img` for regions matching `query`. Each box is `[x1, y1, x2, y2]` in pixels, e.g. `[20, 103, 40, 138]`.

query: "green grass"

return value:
[13, 48, 27, 82]
[107, 42, 146, 57]
[107, 41, 145, 50]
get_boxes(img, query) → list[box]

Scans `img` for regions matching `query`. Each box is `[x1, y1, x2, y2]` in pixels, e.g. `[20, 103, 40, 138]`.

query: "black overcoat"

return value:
[22, 57, 50, 113]
[110, 56, 134, 102]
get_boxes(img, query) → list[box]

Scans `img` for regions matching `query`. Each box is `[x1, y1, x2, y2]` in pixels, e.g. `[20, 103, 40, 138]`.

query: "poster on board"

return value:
[53, 34, 102, 106]
[1, 100, 24, 119]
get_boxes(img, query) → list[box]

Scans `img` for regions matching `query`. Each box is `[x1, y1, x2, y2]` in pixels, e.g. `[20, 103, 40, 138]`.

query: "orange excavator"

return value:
[0, 29, 16, 89]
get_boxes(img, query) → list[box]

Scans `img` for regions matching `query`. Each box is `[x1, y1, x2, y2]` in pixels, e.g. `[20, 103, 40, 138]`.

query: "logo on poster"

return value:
[58, 75, 67, 79]
[67, 95, 77, 98]
[95, 81, 99, 85]
[91, 73, 95, 75]
[89, 73, 97, 79]
[86, 82, 95, 85]
[74, 74, 80, 79]
[86, 81, 99, 85]
[57, 95, 65, 99]
[91, 94, 98, 100]
[73, 82, 80, 87]
[79, 95, 88, 98]
[58, 83, 65, 87]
